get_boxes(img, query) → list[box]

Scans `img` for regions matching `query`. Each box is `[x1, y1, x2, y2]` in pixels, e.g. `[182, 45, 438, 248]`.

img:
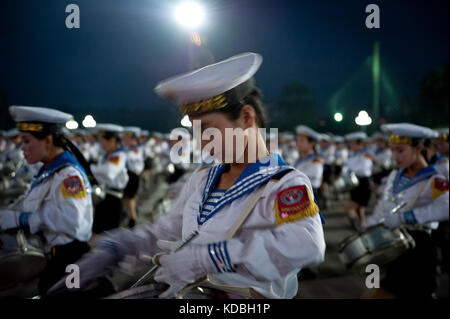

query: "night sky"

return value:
[0, 0, 448, 132]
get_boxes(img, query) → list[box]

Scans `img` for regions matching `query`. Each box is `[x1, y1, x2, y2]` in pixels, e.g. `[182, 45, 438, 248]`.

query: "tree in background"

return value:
[417, 64, 449, 128]
[267, 81, 319, 132]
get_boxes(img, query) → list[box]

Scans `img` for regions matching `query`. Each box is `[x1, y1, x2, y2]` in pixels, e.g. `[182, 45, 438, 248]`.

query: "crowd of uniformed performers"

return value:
[0, 52, 448, 299]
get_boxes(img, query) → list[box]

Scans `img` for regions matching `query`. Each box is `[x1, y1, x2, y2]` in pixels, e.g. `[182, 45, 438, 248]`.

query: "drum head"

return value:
[0, 253, 47, 289]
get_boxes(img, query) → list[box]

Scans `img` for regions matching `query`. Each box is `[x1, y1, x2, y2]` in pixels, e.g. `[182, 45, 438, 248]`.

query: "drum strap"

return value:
[184, 169, 295, 299]
[404, 179, 429, 212]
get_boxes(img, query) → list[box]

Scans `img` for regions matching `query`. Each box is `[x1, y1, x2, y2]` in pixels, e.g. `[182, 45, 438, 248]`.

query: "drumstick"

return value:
[390, 202, 407, 214]
[130, 230, 199, 288]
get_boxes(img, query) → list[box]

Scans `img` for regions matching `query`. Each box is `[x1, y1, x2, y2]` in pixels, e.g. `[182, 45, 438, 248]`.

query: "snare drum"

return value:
[338, 224, 415, 271]
[0, 229, 48, 289]
[333, 171, 359, 192]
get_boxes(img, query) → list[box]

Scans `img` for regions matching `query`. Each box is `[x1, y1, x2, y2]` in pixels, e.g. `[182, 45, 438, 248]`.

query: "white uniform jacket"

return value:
[8, 151, 93, 249]
[294, 153, 323, 189]
[364, 166, 449, 229]
[97, 154, 326, 298]
[344, 149, 373, 178]
[373, 147, 392, 173]
[91, 148, 129, 190]
[126, 145, 145, 175]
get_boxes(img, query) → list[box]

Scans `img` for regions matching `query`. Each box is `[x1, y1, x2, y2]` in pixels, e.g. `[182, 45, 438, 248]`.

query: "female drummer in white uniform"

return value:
[344, 132, 373, 231]
[48, 52, 326, 299]
[363, 123, 449, 298]
[122, 126, 145, 228]
[294, 125, 323, 206]
[90, 124, 129, 235]
[0, 106, 94, 295]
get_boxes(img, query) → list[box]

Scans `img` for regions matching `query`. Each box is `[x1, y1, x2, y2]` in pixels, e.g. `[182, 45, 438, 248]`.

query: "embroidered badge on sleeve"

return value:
[61, 176, 86, 199]
[364, 153, 373, 161]
[274, 185, 319, 225]
[431, 177, 449, 199]
[107, 155, 121, 165]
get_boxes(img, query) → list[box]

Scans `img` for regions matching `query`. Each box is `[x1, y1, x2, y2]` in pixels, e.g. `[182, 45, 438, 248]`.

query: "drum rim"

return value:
[343, 236, 412, 270]
[338, 224, 399, 252]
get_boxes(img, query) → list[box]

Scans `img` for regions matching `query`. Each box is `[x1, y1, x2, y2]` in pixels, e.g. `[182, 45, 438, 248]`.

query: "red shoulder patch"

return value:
[274, 185, 318, 225]
[364, 153, 373, 161]
[312, 158, 322, 163]
[432, 177, 449, 199]
[107, 155, 120, 165]
[61, 176, 86, 199]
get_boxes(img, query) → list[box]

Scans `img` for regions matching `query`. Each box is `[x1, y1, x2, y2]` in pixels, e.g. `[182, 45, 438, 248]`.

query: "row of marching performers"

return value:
[287, 123, 449, 298]
[284, 125, 448, 229]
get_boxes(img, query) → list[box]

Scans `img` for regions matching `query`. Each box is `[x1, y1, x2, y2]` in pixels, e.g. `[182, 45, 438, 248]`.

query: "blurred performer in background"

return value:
[0, 106, 94, 295]
[122, 126, 145, 228]
[344, 132, 373, 231]
[371, 132, 393, 192]
[47, 52, 325, 299]
[333, 136, 348, 180]
[317, 134, 335, 206]
[363, 123, 449, 299]
[90, 124, 128, 235]
[434, 128, 449, 178]
[294, 125, 323, 204]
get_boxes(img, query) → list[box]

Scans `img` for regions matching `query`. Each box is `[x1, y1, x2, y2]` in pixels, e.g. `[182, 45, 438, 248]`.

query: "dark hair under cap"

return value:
[27, 129, 99, 187]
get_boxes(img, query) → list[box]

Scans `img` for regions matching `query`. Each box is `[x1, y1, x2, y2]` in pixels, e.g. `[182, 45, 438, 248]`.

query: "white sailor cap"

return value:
[4, 128, 20, 138]
[295, 125, 321, 141]
[345, 132, 368, 141]
[319, 133, 331, 142]
[279, 131, 295, 141]
[381, 123, 438, 144]
[141, 130, 150, 137]
[332, 136, 345, 143]
[95, 123, 124, 137]
[74, 129, 88, 136]
[371, 131, 388, 141]
[9, 105, 73, 134]
[154, 52, 263, 115]
[123, 126, 141, 138]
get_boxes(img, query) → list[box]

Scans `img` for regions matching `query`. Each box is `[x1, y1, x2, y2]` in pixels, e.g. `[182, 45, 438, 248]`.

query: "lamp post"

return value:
[355, 110, 372, 132]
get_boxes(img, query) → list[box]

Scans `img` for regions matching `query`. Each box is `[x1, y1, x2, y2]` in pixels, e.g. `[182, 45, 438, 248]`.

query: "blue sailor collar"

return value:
[392, 165, 437, 194]
[198, 153, 291, 226]
[101, 147, 124, 163]
[296, 152, 317, 165]
[29, 151, 91, 193]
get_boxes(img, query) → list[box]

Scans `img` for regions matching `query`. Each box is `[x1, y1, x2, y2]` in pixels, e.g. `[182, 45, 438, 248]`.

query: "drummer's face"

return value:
[190, 106, 255, 163]
[20, 132, 47, 164]
[390, 143, 418, 169]
[296, 135, 313, 153]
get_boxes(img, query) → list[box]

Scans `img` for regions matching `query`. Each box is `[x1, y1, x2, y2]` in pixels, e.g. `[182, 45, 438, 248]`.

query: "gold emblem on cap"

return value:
[16, 122, 44, 132]
[180, 94, 228, 115]
[389, 135, 412, 145]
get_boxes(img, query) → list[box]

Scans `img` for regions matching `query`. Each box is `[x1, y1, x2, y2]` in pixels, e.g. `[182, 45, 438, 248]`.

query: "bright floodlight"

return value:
[66, 120, 78, 130]
[334, 112, 343, 122]
[82, 115, 96, 128]
[181, 114, 192, 127]
[175, 2, 205, 29]
[355, 110, 372, 126]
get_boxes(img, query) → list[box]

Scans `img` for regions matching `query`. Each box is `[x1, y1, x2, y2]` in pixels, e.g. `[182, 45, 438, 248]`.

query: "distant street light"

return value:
[82, 115, 96, 128]
[65, 120, 78, 130]
[355, 110, 372, 126]
[181, 114, 192, 127]
[334, 112, 343, 122]
[175, 2, 205, 29]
